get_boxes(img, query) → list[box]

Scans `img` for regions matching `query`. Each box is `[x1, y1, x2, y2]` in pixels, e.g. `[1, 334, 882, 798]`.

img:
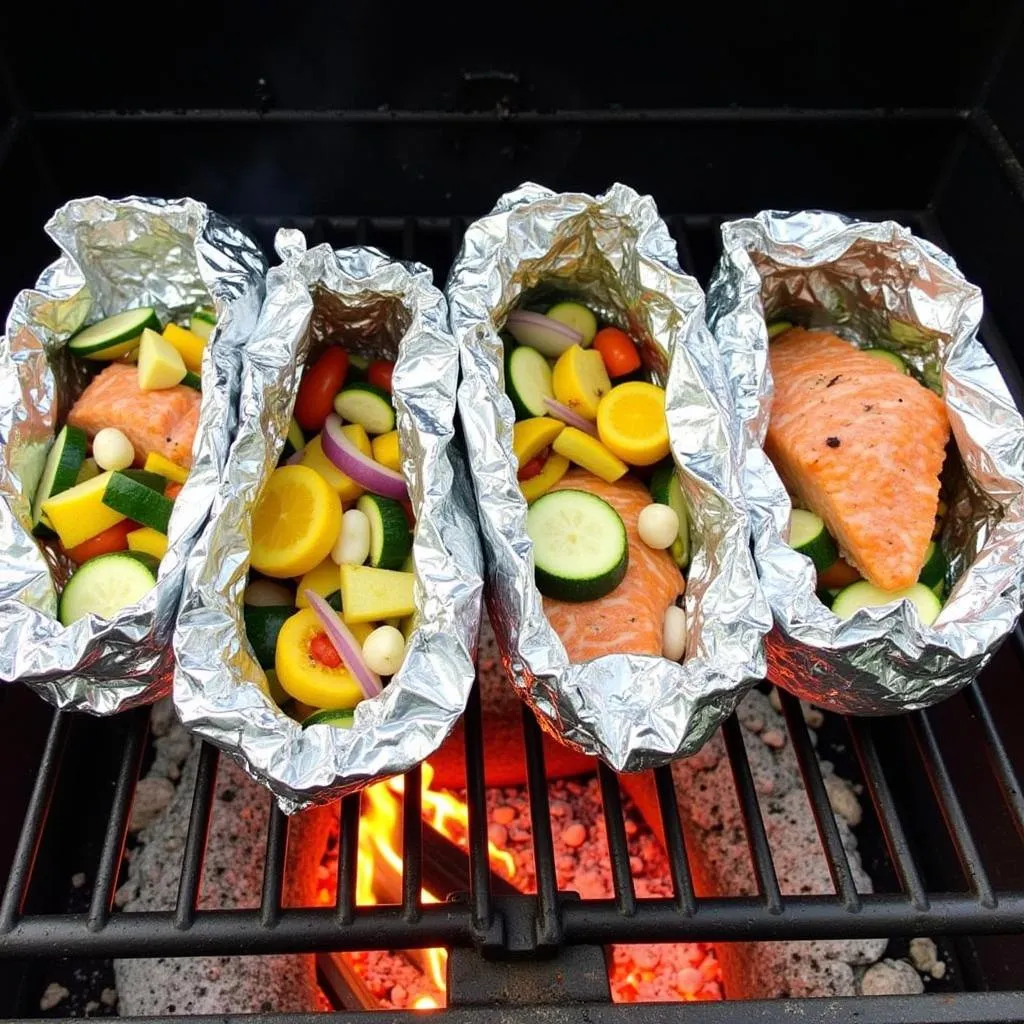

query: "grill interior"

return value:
[2, 4, 1024, 1020]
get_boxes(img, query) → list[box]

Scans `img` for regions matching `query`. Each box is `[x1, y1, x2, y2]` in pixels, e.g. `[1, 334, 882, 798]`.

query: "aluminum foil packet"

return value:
[707, 210, 1024, 714]
[0, 196, 266, 714]
[450, 183, 771, 772]
[173, 231, 484, 812]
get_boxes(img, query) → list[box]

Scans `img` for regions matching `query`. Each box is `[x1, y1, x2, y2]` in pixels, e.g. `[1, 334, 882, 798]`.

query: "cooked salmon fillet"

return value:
[766, 328, 949, 591]
[67, 363, 200, 469]
[542, 468, 685, 660]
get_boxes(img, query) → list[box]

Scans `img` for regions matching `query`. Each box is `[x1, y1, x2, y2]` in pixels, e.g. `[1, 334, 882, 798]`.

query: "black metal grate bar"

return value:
[596, 761, 637, 916]
[0, 710, 68, 932]
[521, 706, 563, 948]
[908, 712, 996, 907]
[174, 742, 219, 929]
[401, 764, 423, 921]
[777, 692, 861, 910]
[721, 716, 783, 912]
[260, 804, 289, 926]
[653, 764, 697, 914]
[462, 683, 495, 938]
[86, 707, 149, 930]
[335, 794, 361, 926]
[847, 718, 929, 910]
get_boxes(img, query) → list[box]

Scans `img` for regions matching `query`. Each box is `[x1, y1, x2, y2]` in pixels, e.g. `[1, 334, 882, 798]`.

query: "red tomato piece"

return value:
[817, 557, 861, 589]
[63, 519, 138, 564]
[367, 359, 395, 394]
[164, 481, 183, 500]
[295, 348, 349, 432]
[518, 452, 548, 481]
[309, 632, 343, 669]
[592, 327, 642, 378]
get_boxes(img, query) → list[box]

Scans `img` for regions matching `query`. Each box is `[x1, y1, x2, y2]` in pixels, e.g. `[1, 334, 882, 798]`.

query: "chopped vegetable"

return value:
[371, 430, 401, 472]
[58, 550, 158, 624]
[302, 707, 355, 729]
[244, 604, 294, 669]
[250, 464, 342, 578]
[295, 558, 343, 609]
[244, 578, 295, 608]
[789, 509, 839, 573]
[662, 605, 688, 661]
[766, 321, 793, 339]
[295, 347, 349, 432]
[321, 414, 407, 501]
[527, 488, 628, 602]
[125, 526, 169, 561]
[361, 624, 406, 676]
[306, 590, 382, 699]
[520, 452, 570, 503]
[552, 426, 628, 483]
[300, 426, 371, 503]
[367, 359, 395, 394]
[638, 503, 680, 550]
[817, 557, 861, 590]
[506, 345, 555, 420]
[546, 301, 598, 346]
[357, 493, 413, 570]
[831, 580, 941, 625]
[596, 381, 670, 466]
[65, 519, 137, 564]
[592, 327, 641, 378]
[143, 451, 189, 485]
[332, 507, 372, 566]
[512, 417, 565, 467]
[862, 348, 910, 373]
[31, 424, 88, 530]
[41, 471, 125, 550]
[102, 471, 174, 534]
[518, 454, 547, 481]
[648, 463, 690, 569]
[332, 382, 395, 435]
[506, 309, 581, 358]
[339, 563, 415, 623]
[68, 308, 159, 361]
[918, 541, 947, 588]
[138, 328, 187, 390]
[76, 458, 100, 485]
[274, 605, 374, 708]
[93, 427, 135, 472]
[542, 396, 598, 437]
[162, 323, 206, 374]
[551, 344, 611, 422]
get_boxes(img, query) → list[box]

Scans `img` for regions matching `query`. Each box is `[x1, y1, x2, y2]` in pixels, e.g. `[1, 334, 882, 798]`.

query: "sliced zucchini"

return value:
[506, 344, 554, 420]
[918, 541, 947, 588]
[302, 707, 355, 729]
[357, 493, 413, 570]
[862, 348, 909, 373]
[191, 306, 217, 326]
[281, 418, 305, 460]
[831, 580, 941, 626]
[527, 488, 628, 602]
[189, 307, 216, 342]
[67, 308, 159, 360]
[181, 370, 202, 391]
[649, 463, 690, 568]
[102, 471, 174, 534]
[31, 425, 88, 530]
[767, 320, 793, 339]
[58, 550, 158, 624]
[546, 301, 598, 346]
[788, 509, 838, 572]
[244, 605, 294, 670]
[333, 382, 395, 435]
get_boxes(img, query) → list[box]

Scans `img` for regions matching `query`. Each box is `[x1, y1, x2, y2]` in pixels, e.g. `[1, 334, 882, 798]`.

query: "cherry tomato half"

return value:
[295, 348, 349, 432]
[817, 557, 861, 590]
[592, 327, 642, 378]
[518, 452, 548, 481]
[63, 519, 138, 564]
[367, 359, 395, 394]
[309, 632, 343, 669]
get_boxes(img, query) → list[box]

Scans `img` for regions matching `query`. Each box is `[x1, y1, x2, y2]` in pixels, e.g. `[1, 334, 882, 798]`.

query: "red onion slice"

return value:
[285, 448, 304, 466]
[321, 414, 408, 500]
[543, 396, 599, 437]
[507, 310, 582, 358]
[305, 589, 382, 699]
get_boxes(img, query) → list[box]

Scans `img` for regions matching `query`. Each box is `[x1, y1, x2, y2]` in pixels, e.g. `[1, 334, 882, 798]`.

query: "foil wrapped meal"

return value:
[173, 231, 483, 812]
[0, 196, 266, 714]
[450, 182, 771, 772]
[707, 210, 1024, 714]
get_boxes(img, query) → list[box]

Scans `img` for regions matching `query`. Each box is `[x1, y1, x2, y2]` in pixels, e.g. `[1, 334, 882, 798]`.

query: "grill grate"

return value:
[1, 210, 1023, 1022]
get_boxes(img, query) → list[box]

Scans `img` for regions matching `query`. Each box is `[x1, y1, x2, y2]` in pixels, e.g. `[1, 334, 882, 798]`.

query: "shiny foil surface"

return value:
[173, 232, 483, 812]
[0, 196, 266, 714]
[450, 183, 770, 772]
[707, 210, 1024, 714]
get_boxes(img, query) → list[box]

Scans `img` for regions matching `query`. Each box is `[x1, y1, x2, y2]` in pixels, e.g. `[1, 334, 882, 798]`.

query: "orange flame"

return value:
[356, 761, 516, 1005]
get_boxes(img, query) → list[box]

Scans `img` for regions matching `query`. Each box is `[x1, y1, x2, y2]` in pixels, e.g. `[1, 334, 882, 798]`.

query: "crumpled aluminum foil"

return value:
[173, 231, 484, 812]
[0, 196, 266, 714]
[707, 210, 1024, 714]
[450, 183, 771, 772]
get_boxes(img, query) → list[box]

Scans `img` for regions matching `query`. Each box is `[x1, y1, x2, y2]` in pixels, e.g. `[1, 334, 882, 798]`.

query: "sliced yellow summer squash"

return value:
[340, 564, 415, 623]
[552, 426, 628, 483]
[162, 323, 206, 374]
[41, 471, 125, 549]
[144, 452, 189, 484]
[127, 526, 169, 560]
[520, 452, 569, 503]
[371, 430, 401, 472]
[301, 427, 371, 504]
[512, 417, 564, 467]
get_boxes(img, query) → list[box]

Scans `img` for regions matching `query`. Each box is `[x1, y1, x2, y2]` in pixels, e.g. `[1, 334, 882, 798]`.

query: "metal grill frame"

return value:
[1, 108, 1024, 1021]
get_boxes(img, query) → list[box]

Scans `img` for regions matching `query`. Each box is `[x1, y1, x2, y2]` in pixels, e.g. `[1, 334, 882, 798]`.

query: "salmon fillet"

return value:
[542, 468, 685, 660]
[766, 328, 949, 591]
[67, 363, 200, 469]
